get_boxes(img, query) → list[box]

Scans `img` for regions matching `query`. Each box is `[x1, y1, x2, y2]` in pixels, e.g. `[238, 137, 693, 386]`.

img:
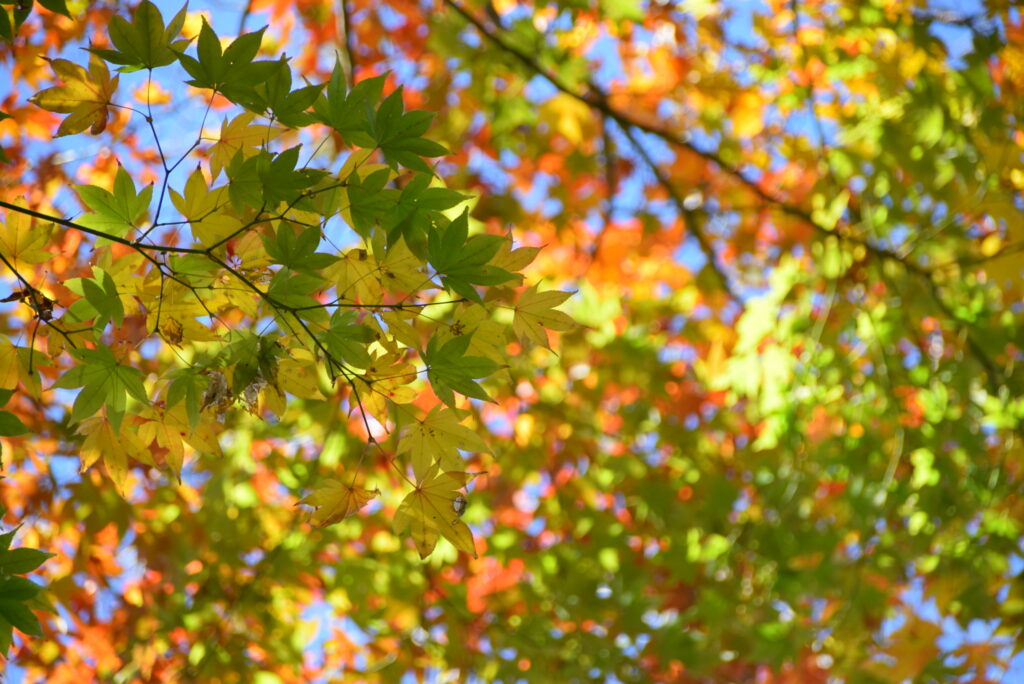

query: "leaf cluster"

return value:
[0, 510, 53, 655]
[18, 2, 576, 565]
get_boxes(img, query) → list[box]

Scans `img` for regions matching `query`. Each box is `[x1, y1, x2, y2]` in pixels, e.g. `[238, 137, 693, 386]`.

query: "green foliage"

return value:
[75, 167, 152, 237]
[424, 334, 498, 406]
[87, 0, 187, 71]
[12, 0, 571, 572]
[428, 210, 516, 301]
[52, 346, 148, 431]
[0, 519, 52, 655]
[0, 0, 70, 43]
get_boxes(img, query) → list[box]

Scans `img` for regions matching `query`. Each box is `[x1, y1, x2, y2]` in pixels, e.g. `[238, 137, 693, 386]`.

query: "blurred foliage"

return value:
[0, 0, 1022, 682]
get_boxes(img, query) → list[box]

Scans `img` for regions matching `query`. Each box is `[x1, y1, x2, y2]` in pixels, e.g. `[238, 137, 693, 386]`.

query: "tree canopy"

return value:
[0, 0, 1022, 681]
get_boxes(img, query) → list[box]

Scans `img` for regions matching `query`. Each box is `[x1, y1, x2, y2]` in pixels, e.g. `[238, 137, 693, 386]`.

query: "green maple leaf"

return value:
[345, 168, 399, 237]
[222, 332, 283, 395]
[312, 65, 384, 147]
[267, 268, 326, 321]
[262, 223, 337, 272]
[176, 18, 277, 105]
[0, 411, 27, 438]
[0, 576, 43, 637]
[75, 166, 152, 237]
[372, 87, 449, 173]
[65, 267, 125, 335]
[165, 368, 210, 430]
[318, 311, 375, 368]
[0, 531, 54, 640]
[251, 58, 323, 127]
[0, 547, 53, 575]
[88, 1, 189, 72]
[428, 210, 516, 302]
[227, 147, 324, 211]
[52, 346, 149, 431]
[383, 173, 470, 255]
[423, 334, 498, 407]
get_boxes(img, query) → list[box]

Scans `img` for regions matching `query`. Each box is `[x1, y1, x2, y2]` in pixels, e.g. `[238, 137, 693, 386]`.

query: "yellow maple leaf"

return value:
[138, 414, 187, 478]
[379, 309, 421, 350]
[436, 305, 507, 364]
[299, 479, 380, 527]
[863, 615, 942, 682]
[489, 237, 540, 276]
[358, 351, 418, 424]
[77, 417, 152, 495]
[134, 406, 222, 475]
[233, 230, 272, 270]
[208, 112, 285, 180]
[169, 168, 236, 248]
[0, 199, 54, 268]
[173, 406, 222, 457]
[378, 239, 431, 295]
[206, 274, 260, 317]
[512, 284, 575, 349]
[394, 463, 479, 559]
[277, 356, 325, 400]
[0, 337, 21, 390]
[397, 405, 491, 481]
[327, 248, 379, 303]
[170, 168, 221, 219]
[29, 54, 119, 137]
[144, 281, 212, 321]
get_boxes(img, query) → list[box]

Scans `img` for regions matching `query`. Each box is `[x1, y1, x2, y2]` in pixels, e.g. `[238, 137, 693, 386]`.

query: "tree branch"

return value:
[0, 199, 206, 255]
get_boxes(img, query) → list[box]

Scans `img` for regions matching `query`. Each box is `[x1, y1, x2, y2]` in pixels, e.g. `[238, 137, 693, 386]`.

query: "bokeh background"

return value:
[1, 0, 1023, 681]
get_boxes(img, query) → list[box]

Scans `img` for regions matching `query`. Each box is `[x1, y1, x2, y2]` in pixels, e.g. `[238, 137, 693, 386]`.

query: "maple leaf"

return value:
[138, 411, 188, 479]
[359, 351, 418, 423]
[87, 0, 188, 72]
[52, 346, 149, 432]
[393, 463, 479, 559]
[0, 199, 53, 268]
[397, 405, 490, 481]
[327, 248, 379, 304]
[208, 112, 285, 180]
[276, 356, 326, 401]
[488, 237, 540, 277]
[512, 284, 575, 350]
[169, 168, 240, 246]
[318, 311, 376, 368]
[378, 310, 420, 349]
[377, 238, 432, 295]
[0, 339, 20, 391]
[424, 334, 497, 407]
[299, 479, 380, 527]
[29, 54, 119, 137]
[75, 165, 153, 238]
[435, 304, 506, 365]
[0, 574, 45, 647]
[77, 417, 152, 495]
[65, 267, 126, 334]
[427, 210, 516, 302]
